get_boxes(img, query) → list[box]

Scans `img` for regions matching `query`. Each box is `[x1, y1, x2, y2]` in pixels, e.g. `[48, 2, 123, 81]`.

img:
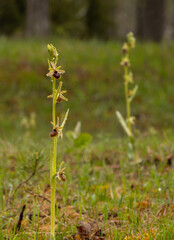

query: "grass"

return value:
[1, 37, 174, 239]
[0, 37, 174, 138]
[1, 130, 174, 239]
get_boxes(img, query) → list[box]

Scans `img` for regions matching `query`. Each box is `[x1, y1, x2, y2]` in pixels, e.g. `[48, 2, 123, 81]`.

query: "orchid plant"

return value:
[47, 44, 69, 239]
[116, 32, 138, 160]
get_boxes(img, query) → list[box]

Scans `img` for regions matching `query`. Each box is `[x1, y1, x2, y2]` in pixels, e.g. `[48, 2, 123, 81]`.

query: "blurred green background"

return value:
[0, 0, 174, 139]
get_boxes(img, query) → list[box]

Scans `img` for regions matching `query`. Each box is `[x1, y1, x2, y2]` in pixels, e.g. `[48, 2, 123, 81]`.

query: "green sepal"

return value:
[55, 81, 63, 102]
[61, 109, 69, 129]
[129, 85, 138, 102]
[48, 59, 51, 70]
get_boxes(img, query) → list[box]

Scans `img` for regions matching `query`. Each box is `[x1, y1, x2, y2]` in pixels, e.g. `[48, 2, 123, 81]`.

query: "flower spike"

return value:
[47, 43, 69, 239]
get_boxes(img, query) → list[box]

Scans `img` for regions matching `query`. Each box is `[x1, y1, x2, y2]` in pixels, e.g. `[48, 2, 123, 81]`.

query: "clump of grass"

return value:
[47, 44, 69, 239]
[116, 32, 138, 160]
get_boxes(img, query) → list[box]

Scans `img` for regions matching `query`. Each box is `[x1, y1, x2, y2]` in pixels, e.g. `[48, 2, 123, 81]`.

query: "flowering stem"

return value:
[51, 78, 57, 240]
[47, 44, 68, 239]
[116, 33, 137, 160]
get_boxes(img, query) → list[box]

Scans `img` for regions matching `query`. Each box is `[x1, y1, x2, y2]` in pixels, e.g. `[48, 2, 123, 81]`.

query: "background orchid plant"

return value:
[116, 32, 138, 160]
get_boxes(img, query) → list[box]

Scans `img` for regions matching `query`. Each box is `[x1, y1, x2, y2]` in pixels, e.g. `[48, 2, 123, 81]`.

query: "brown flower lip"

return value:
[58, 172, 66, 181]
[124, 61, 129, 66]
[57, 96, 62, 103]
[49, 128, 58, 137]
[122, 48, 127, 54]
[53, 71, 61, 79]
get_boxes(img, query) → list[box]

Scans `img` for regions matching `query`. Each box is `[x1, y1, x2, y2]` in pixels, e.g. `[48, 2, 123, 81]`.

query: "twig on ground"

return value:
[9, 153, 39, 203]
[26, 190, 51, 203]
[15, 204, 26, 233]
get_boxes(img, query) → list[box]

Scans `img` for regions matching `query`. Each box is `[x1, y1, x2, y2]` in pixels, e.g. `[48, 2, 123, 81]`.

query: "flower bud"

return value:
[47, 44, 58, 60]
[127, 32, 136, 48]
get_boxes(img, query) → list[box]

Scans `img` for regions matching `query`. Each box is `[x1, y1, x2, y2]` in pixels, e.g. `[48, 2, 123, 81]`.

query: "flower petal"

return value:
[47, 94, 53, 98]
[51, 62, 55, 69]
[58, 69, 65, 74]
[46, 70, 54, 77]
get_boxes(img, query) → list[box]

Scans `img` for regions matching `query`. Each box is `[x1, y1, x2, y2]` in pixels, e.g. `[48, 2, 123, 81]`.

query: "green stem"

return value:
[51, 78, 58, 240]
[52, 79, 56, 125]
[124, 66, 135, 160]
[124, 66, 131, 133]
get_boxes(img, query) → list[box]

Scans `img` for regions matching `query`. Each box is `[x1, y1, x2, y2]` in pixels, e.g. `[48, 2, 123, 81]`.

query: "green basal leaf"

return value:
[66, 121, 81, 141]
[116, 111, 132, 137]
[66, 130, 76, 141]
[74, 133, 92, 148]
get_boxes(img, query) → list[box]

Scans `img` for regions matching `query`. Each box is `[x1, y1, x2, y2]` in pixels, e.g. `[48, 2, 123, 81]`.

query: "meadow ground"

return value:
[0, 37, 174, 239]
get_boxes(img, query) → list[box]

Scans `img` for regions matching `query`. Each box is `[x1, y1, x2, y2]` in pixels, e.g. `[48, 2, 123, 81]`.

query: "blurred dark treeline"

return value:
[0, 0, 174, 41]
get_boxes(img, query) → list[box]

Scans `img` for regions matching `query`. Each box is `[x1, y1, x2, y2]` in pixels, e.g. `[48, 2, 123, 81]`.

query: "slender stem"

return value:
[52, 78, 56, 125]
[124, 66, 135, 159]
[124, 66, 131, 132]
[50, 143, 53, 235]
[51, 78, 58, 240]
